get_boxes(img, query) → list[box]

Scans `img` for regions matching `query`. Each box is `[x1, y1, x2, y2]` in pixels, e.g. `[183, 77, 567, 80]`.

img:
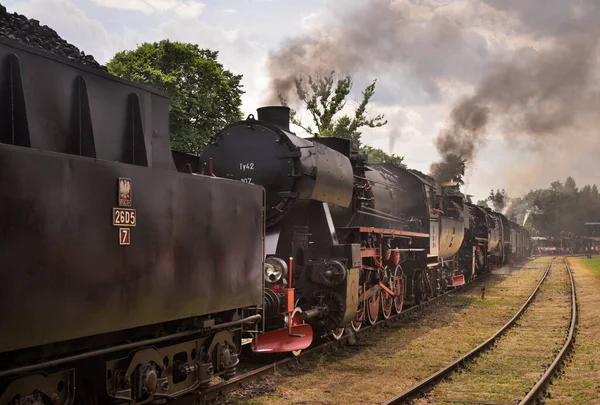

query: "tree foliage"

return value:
[107, 40, 244, 155]
[360, 145, 406, 167]
[280, 71, 404, 166]
[430, 154, 467, 185]
[502, 176, 600, 237]
[488, 189, 507, 212]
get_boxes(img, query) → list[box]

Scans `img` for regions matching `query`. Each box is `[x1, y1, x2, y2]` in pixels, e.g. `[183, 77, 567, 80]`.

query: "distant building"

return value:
[532, 236, 560, 247]
[584, 222, 600, 238]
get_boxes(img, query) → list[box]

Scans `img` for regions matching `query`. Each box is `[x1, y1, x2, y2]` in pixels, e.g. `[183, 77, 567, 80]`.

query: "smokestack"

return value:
[257, 106, 290, 132]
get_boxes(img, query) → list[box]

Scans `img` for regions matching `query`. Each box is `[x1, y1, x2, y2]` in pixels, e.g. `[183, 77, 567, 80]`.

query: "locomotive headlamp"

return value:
[264, 257, 288, 284]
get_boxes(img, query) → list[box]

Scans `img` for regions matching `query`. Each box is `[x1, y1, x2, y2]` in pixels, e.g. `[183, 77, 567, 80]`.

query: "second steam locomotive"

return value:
[198, 106, 531, 344]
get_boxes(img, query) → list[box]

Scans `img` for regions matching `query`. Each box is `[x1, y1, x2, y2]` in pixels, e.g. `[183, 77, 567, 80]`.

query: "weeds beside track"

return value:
[386, 257, 577, 405]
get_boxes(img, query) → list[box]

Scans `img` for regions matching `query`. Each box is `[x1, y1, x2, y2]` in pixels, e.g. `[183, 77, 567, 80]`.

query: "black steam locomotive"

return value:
[199, 106, 532, 340]
[0, 33, 531, 405]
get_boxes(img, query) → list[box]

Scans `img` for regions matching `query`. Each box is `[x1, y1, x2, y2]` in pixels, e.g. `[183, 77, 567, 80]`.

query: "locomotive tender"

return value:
[199, 106, 532, 340]
[0, 38, 301, 405]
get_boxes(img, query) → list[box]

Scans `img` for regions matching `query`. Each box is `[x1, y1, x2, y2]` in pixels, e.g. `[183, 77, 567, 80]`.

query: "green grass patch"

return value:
[573, 255, 600, 277]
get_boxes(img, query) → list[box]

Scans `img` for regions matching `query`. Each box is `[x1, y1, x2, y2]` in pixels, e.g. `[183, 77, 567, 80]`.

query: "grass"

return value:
[577, 254, 600, 277]
[219, 258, 552, 405]
[414, 259, 572, 405]
[543, 256, 600, 405]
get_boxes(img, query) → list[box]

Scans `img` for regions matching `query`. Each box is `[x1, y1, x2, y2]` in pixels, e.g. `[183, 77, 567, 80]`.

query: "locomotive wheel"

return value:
[351, 286, 366, 332]
[431, 270, 441, 298]
[439, 276, 448, 294]
[381, 290, 393, 319]
[393, 265, 405, 314]
[351, 319, 362, 332]
[414, 270, 428, 305]
[351, 306, 364, 332]
[380, 266, 393, 319]
[332, 327, 345, 340]
[367, 291, 380, 324]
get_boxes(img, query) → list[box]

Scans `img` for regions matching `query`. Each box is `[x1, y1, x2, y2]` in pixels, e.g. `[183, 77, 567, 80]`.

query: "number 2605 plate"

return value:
[113, 208, 136, 227]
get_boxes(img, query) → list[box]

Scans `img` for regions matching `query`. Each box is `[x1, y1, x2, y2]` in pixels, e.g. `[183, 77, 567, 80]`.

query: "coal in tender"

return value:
[0, 2, 107, 71]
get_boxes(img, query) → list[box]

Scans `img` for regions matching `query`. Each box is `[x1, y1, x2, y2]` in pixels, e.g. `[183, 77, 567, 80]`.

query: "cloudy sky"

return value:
[4, 0, 599, 202]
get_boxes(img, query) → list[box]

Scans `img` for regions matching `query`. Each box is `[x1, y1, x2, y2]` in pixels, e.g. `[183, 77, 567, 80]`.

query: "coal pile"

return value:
[0, 3, 106, 71]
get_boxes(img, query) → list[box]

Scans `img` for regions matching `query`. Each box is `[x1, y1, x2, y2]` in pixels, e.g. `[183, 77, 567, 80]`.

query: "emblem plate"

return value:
[118, 178, 132, 207]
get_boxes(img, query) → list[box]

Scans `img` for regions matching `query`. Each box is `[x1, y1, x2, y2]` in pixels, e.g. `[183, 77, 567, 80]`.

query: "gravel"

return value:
[0, 2, 106, 71]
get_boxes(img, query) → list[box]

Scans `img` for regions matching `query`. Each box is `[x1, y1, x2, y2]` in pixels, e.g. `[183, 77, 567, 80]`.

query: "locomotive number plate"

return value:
[119, 228, 131, 245]
[113, 208, 137, 227]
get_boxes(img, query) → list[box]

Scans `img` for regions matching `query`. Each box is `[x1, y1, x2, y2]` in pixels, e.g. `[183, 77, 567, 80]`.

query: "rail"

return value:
[194, 272, 493, 403]
[382, 256, 577, 405]
[519, 257, 577, 404]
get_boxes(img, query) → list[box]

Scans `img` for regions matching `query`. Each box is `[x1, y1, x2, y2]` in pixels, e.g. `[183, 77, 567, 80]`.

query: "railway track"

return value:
[383, 256, 577, 405]
[182, 267, 501, 404]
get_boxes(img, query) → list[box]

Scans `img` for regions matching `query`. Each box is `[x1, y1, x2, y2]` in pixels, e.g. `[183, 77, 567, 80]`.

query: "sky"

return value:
[4, 0, 599, 203]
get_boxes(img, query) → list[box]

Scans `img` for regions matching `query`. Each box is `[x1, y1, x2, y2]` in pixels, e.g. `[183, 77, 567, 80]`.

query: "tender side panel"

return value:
[0, 39, 171, 169]
[0, 145, 264, 353]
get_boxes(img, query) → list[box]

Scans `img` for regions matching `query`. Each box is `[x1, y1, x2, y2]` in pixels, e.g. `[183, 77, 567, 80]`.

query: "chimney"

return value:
[257, 106, 290, 131]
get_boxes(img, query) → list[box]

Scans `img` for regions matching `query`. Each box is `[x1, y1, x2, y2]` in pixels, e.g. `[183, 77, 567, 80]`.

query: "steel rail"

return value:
[195, 270, 495, 403]
[519, 256, 577, 405]
[381, 257, 557, 405]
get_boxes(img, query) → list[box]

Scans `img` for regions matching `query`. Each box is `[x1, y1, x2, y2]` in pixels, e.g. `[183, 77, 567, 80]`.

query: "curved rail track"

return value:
[383, 256, 577, 405]
[182, 271, 495, 404]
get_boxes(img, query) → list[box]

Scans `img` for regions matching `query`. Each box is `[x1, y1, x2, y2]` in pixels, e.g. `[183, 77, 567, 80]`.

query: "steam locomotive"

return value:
[198, 106, 532, 342]
[0, 35, 531, 405]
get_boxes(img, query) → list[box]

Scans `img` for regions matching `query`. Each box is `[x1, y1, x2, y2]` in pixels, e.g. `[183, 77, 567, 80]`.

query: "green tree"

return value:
[360, 145, 406, 167]
[506, 176, 600, 237]
[107, 40, 244, 155]
[280, 71, 403, 165]
[487, 189, 508, 211]
[564, 176, 578, 193]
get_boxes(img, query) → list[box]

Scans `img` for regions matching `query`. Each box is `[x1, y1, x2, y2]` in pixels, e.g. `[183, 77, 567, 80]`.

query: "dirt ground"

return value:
[544, 256, 600, 405]
[219, 257, 551, 405]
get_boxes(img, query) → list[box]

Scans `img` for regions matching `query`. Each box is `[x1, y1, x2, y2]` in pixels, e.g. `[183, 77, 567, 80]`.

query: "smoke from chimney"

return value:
[264, 0, 600, 191]
[430, 1, 600, 183]
[265, 0, 490, 105]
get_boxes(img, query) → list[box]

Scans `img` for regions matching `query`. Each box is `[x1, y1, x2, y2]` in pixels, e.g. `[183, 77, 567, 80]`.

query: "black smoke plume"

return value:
[265, 0, 490, 105]
[264, 0, 600, 190]
[430, 1, 600, 182]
